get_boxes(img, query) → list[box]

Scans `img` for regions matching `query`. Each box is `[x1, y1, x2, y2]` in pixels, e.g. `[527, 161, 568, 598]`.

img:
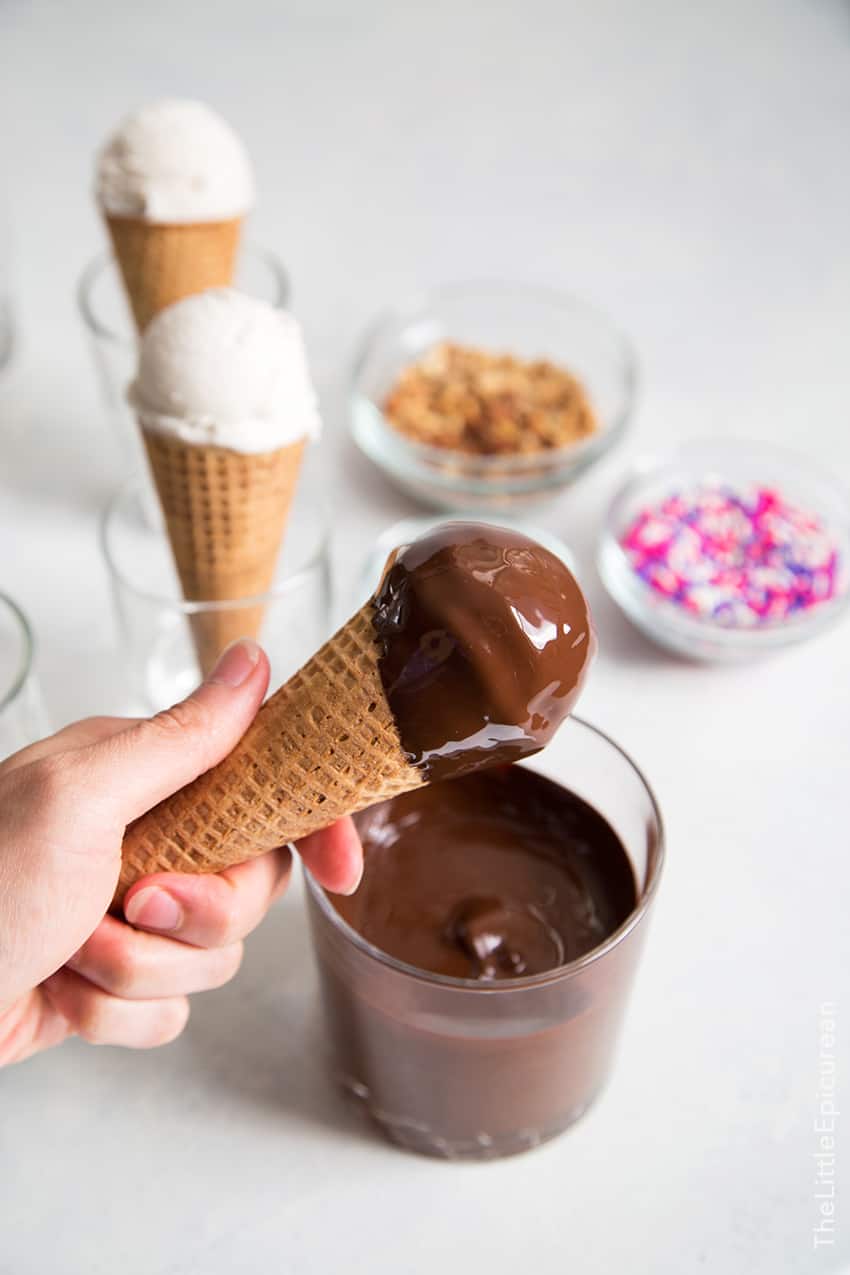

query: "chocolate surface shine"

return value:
[371, 522, 595, 781]
[337, 767, 636, 981]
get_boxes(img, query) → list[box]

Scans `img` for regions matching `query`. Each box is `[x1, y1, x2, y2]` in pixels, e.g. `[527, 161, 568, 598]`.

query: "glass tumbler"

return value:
[100, 472, 332, 712]
[0, 594, 48, 759]
[77, 245, 290, 481]
[0, 197, 14, 371]
[306, 716, 664, 1160]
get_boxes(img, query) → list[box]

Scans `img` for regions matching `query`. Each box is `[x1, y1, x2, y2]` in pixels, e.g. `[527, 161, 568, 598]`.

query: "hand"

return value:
[0, 639, 363, 1066]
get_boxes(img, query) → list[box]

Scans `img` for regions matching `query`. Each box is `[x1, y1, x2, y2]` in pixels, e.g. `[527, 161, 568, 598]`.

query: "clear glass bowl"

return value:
[598, 440, 850, 662]
[350, 281, 637, 511]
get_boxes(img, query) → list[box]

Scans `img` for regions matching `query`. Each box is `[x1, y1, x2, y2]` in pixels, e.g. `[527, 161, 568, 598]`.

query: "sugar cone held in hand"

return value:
[131, 288, 321, 675]
[95, 99, 254, 330]
[116, 602, 424, 906]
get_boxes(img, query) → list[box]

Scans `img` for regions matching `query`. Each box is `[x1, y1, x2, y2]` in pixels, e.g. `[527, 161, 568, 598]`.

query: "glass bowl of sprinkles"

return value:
[599, 441, 850, 662]
[350, 281, 637, 510]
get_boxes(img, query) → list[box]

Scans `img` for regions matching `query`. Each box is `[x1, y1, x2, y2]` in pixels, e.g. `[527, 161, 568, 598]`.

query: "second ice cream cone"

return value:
[132, 288, 322, 674]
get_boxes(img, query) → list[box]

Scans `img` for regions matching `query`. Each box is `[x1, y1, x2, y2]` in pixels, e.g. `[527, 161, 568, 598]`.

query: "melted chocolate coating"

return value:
[371, 522, 595, 781]
[335, 766, 636, 981]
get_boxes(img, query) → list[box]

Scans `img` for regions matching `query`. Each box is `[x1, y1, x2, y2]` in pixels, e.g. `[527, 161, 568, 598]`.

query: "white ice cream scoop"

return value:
[96, 98, 255, 223]
[130, 288, 321, 453]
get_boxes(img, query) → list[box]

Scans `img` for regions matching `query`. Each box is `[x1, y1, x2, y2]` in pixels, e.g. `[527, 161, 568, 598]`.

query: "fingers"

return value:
[42, 968, 190, 1049]
[298, 817, 363, 895]
[120, 819, 362, 953]
[123, 846, 292, 948]
[66, 915, 243, 999]
[38, 842, 294, 1053]
[74, 639, 271, 824]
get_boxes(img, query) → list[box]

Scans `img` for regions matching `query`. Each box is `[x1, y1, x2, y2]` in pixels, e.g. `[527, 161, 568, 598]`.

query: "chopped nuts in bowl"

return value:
[350, 282, 637, 510]
[384, 342, 598, 455]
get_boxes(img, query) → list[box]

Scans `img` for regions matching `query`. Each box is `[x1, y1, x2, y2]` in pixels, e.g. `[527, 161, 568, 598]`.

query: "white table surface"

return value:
[2, 1, 849, 1271]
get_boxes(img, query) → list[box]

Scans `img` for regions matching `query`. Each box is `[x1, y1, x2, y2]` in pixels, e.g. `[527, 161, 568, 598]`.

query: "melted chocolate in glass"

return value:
[335, 766, 636, 982]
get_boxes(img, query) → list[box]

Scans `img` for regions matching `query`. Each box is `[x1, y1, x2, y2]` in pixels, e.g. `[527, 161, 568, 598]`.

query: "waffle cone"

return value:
[105, 215, 243, 332]
[115, 602, 423, 907]
[142, 431, 305, 675]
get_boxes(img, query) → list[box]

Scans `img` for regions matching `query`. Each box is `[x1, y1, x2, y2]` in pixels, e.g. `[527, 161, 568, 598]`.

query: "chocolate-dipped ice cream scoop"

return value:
[116, 522, 594, 906]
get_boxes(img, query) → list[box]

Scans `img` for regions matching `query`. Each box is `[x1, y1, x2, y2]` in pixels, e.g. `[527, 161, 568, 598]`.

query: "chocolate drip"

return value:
[371, 523, 595, 781]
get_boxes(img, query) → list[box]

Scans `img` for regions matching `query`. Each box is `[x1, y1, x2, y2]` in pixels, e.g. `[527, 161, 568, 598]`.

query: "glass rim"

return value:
[100, 477, 332, 613]
[305, 714, 666, 994]
[76, 242, 292, 345]
[0, 591, 35, 714]
[607, 437, 850, 518]
[0, 298, 14, 373]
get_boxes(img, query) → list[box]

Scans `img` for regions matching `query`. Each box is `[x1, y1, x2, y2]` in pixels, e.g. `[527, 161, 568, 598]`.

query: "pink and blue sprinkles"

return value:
[620, 484, 843, 627]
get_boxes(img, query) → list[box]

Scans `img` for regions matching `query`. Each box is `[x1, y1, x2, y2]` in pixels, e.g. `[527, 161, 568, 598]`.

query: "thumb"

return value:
[81, 638, 271, 827]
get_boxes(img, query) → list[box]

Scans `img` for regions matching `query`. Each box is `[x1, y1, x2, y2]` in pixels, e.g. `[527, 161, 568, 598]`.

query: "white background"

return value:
[1, 1, 849, 1271]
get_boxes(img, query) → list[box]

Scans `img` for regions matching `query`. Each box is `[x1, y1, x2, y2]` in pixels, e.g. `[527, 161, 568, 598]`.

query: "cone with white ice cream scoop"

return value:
[115, 522, 596, 908]
[131, 288, 320, 676]
[95, 99, 254, 331]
